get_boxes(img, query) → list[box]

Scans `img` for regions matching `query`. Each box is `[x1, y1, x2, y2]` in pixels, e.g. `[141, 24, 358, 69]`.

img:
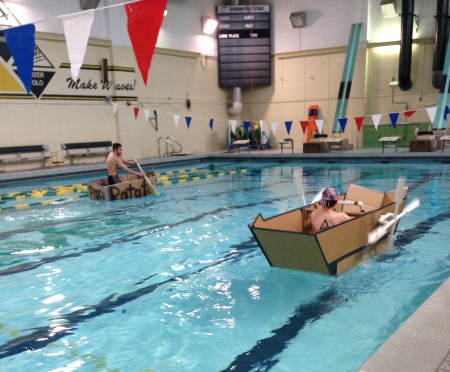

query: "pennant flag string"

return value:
[5, 0, 143, 30]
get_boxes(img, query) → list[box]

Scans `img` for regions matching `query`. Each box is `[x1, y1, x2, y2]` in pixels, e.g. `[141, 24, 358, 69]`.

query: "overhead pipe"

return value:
[228, 87, 242, 116]
[398, 0, 414, 91]
[432, 0, 449, 89]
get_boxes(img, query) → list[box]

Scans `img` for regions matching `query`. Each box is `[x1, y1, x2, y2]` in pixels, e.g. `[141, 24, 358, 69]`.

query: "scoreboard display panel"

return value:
[216, 5, 271, 87]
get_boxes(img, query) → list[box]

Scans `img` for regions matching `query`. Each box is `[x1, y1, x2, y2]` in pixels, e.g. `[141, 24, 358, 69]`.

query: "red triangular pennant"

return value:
[354, 116, 364, 132]
[133, 107, 139, 119]
[404, 110, 416, 118]
[300, 121, 308, 134]
[125, 0, 167, 85]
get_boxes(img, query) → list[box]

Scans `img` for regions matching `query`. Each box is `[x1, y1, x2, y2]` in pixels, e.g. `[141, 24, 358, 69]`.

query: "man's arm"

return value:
[117, 158, 143, 176]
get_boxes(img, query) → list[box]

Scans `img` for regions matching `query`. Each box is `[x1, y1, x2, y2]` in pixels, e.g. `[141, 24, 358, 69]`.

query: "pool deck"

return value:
[1, 145, 450, 370]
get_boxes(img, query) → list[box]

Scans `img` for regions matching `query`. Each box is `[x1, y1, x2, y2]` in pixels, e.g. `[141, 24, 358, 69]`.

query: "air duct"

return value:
[228, 87, 242, 116]
[398, 0, 414, 91]
[432, 0, 449, 89]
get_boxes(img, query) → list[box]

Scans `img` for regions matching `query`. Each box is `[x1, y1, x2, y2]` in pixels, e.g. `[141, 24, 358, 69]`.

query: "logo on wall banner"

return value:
[0, 32, 55, 98]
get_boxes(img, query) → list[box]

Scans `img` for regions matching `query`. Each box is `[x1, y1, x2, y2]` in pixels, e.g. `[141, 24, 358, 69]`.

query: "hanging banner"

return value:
[60, 10, 95, 81]
[3, 24, 36, 94]
[185, 116, 192, 129]
[316, 119, 324, 134]
[338, 118, 347, 132]
[125, 0, 167, 85]
[389, 112, 399, 128]
[300, 121, 308, 134]
[354, 116, 364, 132]
[270, 121, 278, 134]
[173, 114, 180, 127]
[371, 114, 382, 130]
[285, 121, 293, 135]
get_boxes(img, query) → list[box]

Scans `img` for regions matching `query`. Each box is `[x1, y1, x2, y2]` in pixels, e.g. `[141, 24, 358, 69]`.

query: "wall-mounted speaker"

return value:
[80, 0, 101, 10]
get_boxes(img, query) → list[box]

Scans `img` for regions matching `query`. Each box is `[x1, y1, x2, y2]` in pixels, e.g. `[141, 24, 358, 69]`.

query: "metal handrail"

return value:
[157, 136, 183, 157]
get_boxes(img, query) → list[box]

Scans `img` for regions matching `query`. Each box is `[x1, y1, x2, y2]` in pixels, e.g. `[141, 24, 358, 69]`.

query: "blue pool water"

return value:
[0, 160, 449, 371]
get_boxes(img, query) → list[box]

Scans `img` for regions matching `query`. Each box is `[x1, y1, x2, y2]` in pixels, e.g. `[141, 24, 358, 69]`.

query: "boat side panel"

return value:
[252, 209, 304, 233]
[250, 228, 331, 275]
[88, 174, 158, 201]
[335, 237, 390, 274]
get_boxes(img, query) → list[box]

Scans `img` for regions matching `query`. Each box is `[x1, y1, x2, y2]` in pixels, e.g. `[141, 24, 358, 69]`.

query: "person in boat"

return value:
[310, 187, 352, 233]
[106, 143, 145, 185]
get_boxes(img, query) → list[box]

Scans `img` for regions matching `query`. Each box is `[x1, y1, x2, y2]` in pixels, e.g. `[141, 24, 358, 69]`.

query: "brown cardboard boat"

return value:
[249, 184, 408, 275]
[87, 172, 158, 201]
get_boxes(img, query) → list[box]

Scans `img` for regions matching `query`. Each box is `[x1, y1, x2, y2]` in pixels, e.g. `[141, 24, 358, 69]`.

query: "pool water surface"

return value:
[0, 160, 449, 371]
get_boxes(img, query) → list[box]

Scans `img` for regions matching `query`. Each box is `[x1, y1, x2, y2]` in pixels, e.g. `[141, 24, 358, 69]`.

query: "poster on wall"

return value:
[0, 32, 138, 102]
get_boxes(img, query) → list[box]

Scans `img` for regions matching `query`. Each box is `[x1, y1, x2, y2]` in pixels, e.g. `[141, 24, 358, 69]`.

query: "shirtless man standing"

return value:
[106, 143, 144, 185]
[310, 187, 352, 233]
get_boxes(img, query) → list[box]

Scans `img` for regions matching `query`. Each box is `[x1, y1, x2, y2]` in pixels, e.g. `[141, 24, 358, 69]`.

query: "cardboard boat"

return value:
[87, 172, 158, 201]
[249, 184, 408, 275]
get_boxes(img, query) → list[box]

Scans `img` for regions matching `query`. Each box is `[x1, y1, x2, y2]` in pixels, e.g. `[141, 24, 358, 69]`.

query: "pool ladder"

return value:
[158, 136, 183, 157]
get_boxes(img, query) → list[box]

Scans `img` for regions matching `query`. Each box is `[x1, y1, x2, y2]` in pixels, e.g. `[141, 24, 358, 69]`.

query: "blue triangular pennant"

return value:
[444, 105, 450, 121]
[285, 121, 293, 135]
[209, 118, 214, 130]
[338, 118, 348, 132]
[153, 110, 158, 118]
[185, 116, 192, 129]
[243, 121, 251, 134]
[389, 112, 399, 128]
[3, 24, 36, 94]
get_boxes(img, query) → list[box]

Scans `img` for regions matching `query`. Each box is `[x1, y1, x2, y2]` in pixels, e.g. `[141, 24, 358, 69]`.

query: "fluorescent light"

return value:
[201, 16, 218, 35]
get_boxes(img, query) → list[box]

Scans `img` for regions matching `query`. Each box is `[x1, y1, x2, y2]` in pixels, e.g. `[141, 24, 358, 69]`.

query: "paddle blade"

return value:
[387, 176, 406, 250]
[368, 198, 420, 245]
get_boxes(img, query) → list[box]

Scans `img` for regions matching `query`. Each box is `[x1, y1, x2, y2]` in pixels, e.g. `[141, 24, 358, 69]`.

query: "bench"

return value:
[61, 141, 112, 164]
[0, 145, 50, 170]
[231, 139, 250, 154]
[379, 136, 400, 153]
[439, 135, 450, 152]
[278, 138, 294, 153]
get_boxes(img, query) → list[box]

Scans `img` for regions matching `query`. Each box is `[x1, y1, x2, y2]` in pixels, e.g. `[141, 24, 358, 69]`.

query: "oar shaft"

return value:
[135, 160, 160, 196]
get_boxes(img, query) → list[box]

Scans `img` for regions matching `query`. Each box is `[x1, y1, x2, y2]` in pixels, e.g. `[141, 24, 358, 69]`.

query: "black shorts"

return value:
[108, 175, 122, 185]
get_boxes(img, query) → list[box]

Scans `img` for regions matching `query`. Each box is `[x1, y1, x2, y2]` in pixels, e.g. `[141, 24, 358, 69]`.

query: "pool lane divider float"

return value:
[0, 168, 250, 209]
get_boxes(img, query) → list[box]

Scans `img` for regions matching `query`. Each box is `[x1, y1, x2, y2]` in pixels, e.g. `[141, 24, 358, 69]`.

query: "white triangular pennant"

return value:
[316, 119, 324, 134]
[173, 114, 180, 127]
[271, 121, 278, 134]
[371, 114, 382, 130]
[229, 120, 237, 132]
[144, 109, 150, 121]
[112, 102, 119, 114]
[426, 106, 437, 124]
[60, 10, 95, 81]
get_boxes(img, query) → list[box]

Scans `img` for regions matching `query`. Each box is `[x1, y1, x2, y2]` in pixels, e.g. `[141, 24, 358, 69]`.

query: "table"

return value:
[379, 136, 400, 153]
[232, 140, 250, 153]
[439, 135, 450, 152]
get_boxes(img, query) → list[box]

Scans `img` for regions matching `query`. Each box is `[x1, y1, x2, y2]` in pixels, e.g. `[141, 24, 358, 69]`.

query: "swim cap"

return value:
[322, 187, 339, 202]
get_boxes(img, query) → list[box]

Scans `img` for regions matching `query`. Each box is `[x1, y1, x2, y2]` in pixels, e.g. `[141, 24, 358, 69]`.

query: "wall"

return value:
[0, 31, 230, 170]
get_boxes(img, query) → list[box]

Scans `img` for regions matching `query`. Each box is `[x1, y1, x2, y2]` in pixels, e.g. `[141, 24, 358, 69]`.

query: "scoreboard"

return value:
[216, 5, 271, 87]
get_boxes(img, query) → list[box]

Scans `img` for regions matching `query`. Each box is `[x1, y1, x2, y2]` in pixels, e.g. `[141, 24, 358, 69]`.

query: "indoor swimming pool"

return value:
[0, 160, 449, 371]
